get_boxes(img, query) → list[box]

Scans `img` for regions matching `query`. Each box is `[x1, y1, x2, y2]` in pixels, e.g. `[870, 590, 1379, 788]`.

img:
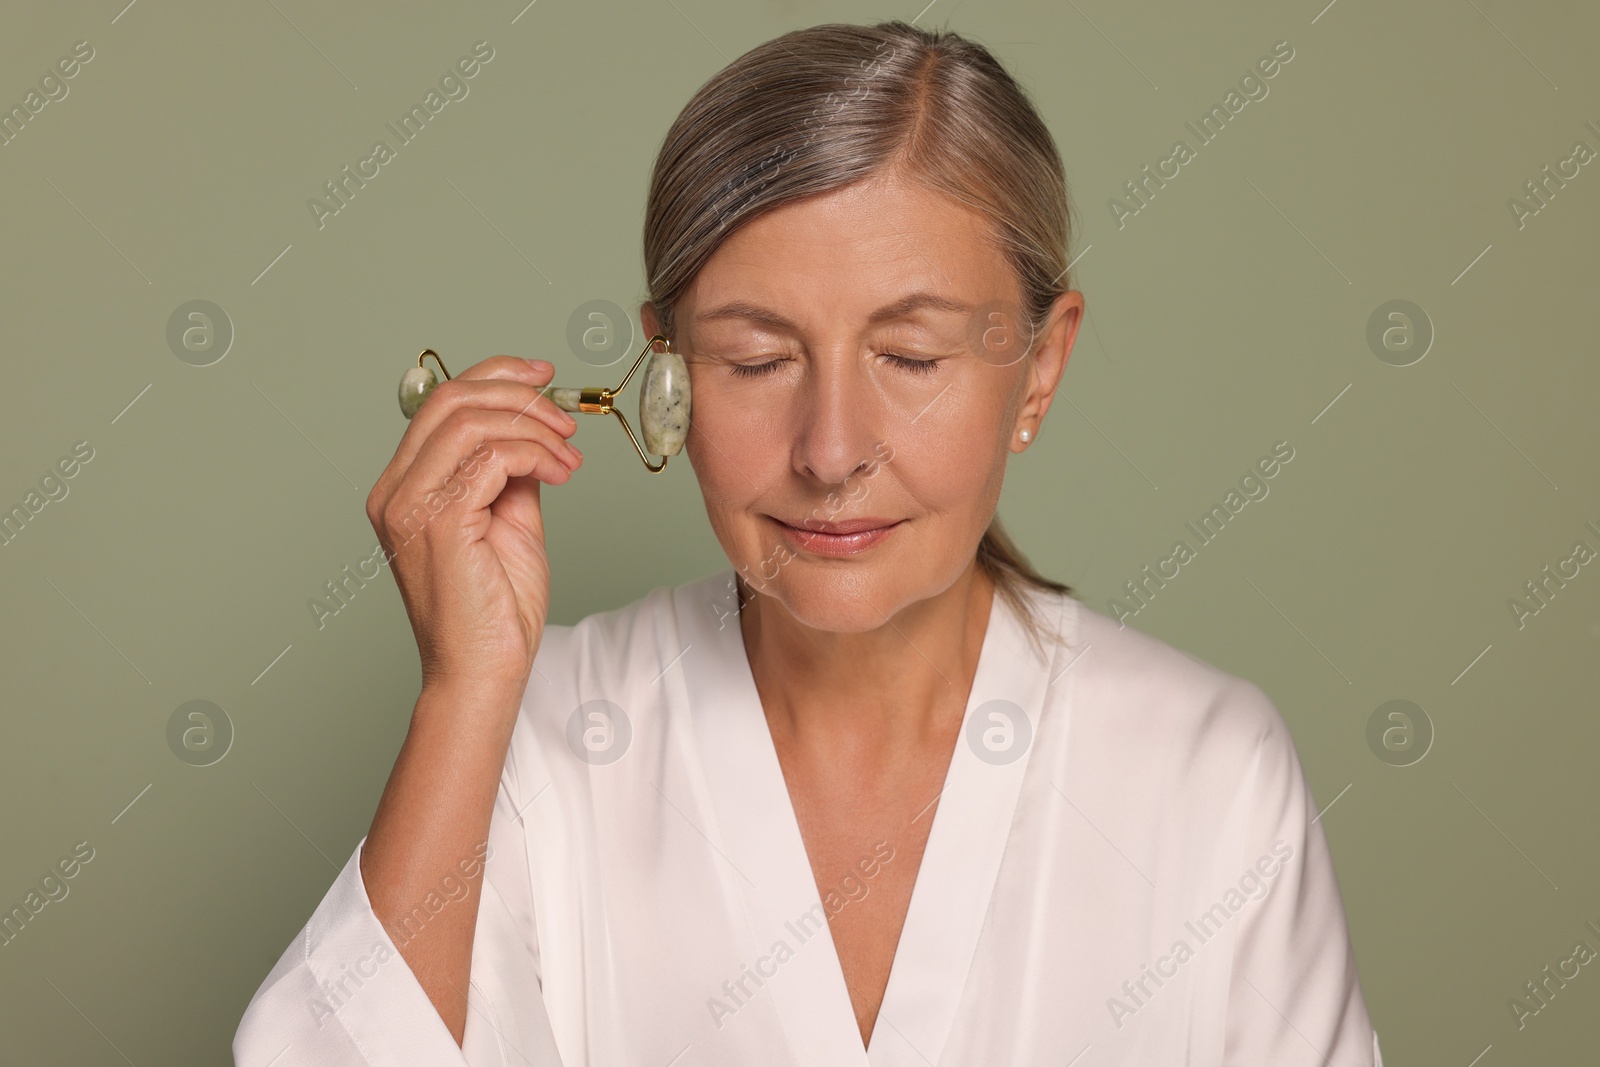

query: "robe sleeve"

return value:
[232, 735, 564, 1067]
[1220, 680, 1384, 1067]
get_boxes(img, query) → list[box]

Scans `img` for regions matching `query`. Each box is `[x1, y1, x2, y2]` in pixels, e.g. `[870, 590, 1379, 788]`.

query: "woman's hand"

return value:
[366, 355, 583, 695]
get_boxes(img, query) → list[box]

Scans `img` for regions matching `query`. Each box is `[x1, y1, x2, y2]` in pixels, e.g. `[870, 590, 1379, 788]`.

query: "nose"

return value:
[790, 346, 883, 487]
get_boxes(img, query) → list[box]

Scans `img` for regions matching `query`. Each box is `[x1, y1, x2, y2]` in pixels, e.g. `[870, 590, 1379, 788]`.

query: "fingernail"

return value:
[525, 358, 553, 371]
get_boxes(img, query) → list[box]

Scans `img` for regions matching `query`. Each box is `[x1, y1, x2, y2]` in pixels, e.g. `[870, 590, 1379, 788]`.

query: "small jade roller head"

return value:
[398, 335, 690, 473]
[397, 350, 448, 420]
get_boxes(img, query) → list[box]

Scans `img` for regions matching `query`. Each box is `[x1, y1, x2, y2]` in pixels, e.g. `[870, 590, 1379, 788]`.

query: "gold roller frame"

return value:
[404, 334, 680, 474]
[557, 334, 674, 474]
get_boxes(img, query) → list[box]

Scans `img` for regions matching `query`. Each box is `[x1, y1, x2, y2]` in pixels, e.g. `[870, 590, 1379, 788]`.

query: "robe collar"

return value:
[672, 568, 1062, 1066]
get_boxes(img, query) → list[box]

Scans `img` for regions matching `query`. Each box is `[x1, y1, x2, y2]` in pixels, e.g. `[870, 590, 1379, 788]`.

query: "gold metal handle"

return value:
[543, 335, 672, 473]
[419, 348, 452, 381]
[402, 335, 679, 474]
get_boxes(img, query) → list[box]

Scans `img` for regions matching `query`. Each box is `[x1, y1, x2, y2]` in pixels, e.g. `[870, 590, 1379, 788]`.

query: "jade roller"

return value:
[398, 334, 689, 473]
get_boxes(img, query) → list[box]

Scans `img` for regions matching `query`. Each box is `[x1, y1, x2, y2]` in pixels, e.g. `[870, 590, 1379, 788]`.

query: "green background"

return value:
[2, 0, 1597, 1063]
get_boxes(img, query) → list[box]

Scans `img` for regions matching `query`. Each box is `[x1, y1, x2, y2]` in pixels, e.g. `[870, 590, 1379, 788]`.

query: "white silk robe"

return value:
[234, 568, 1385, 1066]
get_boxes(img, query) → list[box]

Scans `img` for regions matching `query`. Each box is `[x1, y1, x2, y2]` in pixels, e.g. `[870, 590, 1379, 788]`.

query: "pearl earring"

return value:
[1018, 428, 1033, 444]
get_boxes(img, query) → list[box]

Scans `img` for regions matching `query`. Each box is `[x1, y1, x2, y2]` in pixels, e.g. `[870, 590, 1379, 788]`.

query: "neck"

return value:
[739, 560, 996, 756]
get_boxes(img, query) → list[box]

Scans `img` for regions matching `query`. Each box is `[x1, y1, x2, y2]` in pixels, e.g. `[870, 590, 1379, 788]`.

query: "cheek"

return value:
[687, 380, 789, 500]
[685, 381, 794, 564]
[890, 380, 1011, 513]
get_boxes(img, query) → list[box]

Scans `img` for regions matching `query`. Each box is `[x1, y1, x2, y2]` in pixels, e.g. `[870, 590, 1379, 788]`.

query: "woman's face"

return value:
[643, 168, 1082, 632]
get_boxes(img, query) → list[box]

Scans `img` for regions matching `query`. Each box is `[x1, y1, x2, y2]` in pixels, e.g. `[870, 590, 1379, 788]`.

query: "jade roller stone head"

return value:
[397, 362, 441, 420]
[637, 345, 689, 456]
[398, 336, 690, 472]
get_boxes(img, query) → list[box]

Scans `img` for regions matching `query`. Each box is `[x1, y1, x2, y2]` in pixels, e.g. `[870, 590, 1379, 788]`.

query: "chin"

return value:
[739, 552, 950, 633]
[755, 573, 894, 632]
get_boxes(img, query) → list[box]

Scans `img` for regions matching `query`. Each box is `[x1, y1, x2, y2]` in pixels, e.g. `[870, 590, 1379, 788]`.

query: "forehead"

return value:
[685, 171, 1015, 330]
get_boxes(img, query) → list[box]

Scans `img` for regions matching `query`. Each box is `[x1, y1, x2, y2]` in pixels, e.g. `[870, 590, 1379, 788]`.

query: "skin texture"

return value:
[358, 162, 1082, 1048]
[642, 165, 1083, 1045]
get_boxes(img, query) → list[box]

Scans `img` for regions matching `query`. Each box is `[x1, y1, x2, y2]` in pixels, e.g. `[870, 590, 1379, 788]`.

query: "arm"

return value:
[359, 677, 524, 1043]
[235, 354, 580, 1064]
[356, 354, 577, 1043]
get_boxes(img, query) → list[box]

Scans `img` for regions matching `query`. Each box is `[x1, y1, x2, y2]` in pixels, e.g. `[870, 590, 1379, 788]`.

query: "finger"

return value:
[453, 438, 571, 519]
[383, 409, 581, 535]
[413, 405, 580, 485]
[375, 355, 558, 506]
[453, 353, 553, 381]
[401, 375, 576, 459]
[380, 438, 575, 557]
[404, 358, 572, 447]
[451, 356, 576, 436]
[376, 359, 576, 507]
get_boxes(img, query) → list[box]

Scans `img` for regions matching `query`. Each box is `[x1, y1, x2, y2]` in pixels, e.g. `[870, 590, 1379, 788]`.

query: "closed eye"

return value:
[881, 352, 941, 374]
[727, 352, 942, 377]
[729, 358, 786, 379]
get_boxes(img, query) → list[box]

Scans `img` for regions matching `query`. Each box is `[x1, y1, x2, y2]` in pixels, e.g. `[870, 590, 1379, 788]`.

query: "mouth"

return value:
[768, 515, 904, 557]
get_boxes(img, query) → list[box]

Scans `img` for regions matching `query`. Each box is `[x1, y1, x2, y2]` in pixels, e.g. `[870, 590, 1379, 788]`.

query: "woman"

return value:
[234, 20, 1382, 1067]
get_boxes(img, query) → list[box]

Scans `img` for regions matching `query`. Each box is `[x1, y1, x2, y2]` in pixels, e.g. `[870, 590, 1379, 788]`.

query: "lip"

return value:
[770, 516, 903, 556]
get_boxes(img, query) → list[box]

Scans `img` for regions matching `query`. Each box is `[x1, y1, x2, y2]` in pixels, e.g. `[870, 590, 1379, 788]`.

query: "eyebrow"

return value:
[694, 291, 975, 331]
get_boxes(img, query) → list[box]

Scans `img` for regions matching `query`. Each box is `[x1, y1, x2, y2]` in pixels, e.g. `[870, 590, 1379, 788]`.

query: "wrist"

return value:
[421, 661, 530, 701]
[414, 673, 527, 732]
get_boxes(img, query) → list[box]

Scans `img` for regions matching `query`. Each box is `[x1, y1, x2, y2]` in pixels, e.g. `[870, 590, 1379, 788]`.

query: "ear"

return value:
[1012, 290, 1084, 451]
[640, 301, 662, 339]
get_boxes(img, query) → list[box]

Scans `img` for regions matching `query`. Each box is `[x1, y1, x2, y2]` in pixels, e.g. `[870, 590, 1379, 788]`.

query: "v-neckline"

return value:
[674, 569, 1058, 1067]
